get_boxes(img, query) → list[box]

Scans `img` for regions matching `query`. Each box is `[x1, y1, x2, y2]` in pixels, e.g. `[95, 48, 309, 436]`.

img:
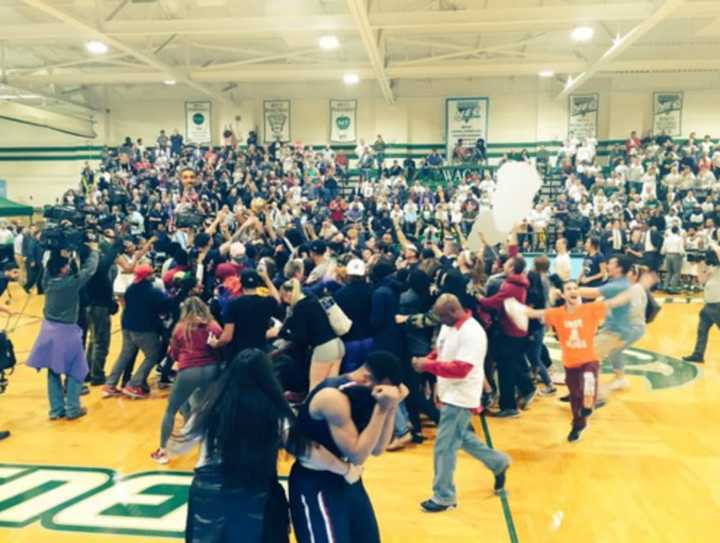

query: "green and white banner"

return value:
[263, 99, 291, 143]
[330, 99, 357, 143]
[653, 91, 683, 137]
[185, 101, 212, 145]
[445, 97, 489, 159]
[568, 93, 599, 140]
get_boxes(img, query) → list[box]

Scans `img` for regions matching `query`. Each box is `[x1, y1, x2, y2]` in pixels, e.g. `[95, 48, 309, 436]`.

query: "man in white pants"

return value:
[412, 294, 510, 513]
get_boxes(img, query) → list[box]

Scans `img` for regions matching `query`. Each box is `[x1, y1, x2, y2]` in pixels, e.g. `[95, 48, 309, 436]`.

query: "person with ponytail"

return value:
[169, 349, 361, 543]
[276, 278, 343, 390]
[151, 297, 222, 464]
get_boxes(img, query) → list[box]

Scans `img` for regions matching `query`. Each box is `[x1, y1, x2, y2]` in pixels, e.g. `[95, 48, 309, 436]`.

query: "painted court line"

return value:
[480, 414, 520, 543]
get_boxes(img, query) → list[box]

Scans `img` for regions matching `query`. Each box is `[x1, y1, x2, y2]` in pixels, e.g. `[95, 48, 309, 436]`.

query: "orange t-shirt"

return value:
[543, 302, 607, 368]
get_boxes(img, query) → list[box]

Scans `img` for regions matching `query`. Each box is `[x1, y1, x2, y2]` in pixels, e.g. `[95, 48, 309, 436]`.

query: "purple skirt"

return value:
[27, 320, 89, 383]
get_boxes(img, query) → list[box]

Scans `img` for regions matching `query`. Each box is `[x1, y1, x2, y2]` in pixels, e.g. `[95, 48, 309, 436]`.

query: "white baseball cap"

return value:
[346, 259, 366, 277]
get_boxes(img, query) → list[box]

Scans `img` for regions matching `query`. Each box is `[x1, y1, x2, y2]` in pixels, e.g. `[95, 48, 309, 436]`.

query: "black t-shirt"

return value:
[225, 294, 279, 357]
[582, 253, 605, 287]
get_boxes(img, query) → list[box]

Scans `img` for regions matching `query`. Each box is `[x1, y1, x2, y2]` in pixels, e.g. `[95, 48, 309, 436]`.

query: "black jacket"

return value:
[84, 242, 123, 307]
[334, 280, 373, 341]
[399, 288, 433, 357]
[370, 276, 404, 356]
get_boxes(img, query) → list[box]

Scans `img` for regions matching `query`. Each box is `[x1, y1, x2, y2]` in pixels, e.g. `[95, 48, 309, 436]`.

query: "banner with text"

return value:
[568, 93, 599, 140]
[263, 100, 291, 143]
[330, 100, 357, 143]
[185, 101, 212, 145]
[653, 91, 683, 137]
[445, 97, 489, 159]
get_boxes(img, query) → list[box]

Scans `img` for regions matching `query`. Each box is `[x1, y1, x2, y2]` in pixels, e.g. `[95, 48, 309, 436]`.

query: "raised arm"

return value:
[311, 388, 393, 465]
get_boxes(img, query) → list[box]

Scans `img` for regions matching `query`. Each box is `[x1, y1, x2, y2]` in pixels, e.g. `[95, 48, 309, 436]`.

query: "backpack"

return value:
[0, 331, 16, 394]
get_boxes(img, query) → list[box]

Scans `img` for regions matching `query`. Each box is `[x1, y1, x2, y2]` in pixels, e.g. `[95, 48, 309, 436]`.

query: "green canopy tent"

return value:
[0, 197, 33, 218]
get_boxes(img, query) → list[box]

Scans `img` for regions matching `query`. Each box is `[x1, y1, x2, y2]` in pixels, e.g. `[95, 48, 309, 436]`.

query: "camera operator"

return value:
[84, 231, 125, 385]
[22, 224, 44, 294]
[26, 242, 99, 420]
[683, 240, 720, 364]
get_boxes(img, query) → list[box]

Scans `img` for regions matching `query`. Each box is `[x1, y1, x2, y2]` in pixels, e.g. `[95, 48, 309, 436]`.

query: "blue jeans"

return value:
[607, 326, 645, 371]
[526, 326, 552, 386]
[432, 404, 509, 506]
[394, 401, 411, 437]
[47, 370, 82, 418]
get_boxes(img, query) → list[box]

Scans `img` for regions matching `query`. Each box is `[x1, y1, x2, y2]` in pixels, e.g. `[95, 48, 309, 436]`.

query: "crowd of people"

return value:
[2, 125, 719, 542]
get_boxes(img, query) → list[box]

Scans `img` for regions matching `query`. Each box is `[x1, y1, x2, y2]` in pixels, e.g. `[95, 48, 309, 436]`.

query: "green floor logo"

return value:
[545, 341, 699, 389]
[0, 463, 287, 539]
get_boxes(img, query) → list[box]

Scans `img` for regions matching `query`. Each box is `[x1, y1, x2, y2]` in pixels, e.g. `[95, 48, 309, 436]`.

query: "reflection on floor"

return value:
[0, 285, 717, 543]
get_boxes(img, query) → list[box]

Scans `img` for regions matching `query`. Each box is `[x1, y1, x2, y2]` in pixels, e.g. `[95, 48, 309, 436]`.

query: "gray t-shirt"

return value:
[43, 251, 99, 324]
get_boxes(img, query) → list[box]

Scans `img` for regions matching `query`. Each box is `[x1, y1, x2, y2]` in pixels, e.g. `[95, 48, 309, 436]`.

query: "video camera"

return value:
[41, 205, 115, 251]
[175, 212, 206, 229]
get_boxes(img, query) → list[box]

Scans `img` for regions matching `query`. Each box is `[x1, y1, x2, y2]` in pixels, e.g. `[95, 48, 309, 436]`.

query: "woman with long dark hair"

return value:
[171, 349, 359, 543]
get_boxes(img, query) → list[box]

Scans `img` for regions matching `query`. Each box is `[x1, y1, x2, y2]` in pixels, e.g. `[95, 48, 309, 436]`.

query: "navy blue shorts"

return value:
[289, 463, 380, 543]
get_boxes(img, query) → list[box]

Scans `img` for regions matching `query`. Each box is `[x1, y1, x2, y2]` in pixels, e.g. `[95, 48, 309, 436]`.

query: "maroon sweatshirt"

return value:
[476, 273, 529, 337]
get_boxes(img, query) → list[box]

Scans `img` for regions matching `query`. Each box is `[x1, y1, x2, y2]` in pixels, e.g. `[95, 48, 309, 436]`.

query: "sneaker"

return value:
[540, 384, 557, 396]
[595, 398, 607, 409]
[0, 430, 9, 441]
[518, 388, 537, 410]
[157, 381, 172, 390]
[101, 385, 122, 398]
[608, 378, 629, 391]
[49, 413, 65, 421]
[386, 432, 413, 451]
[682, 354, 704, 363]
[122, 386, 149, 400]
[567, 427, 584, 442]
[80, 385, 90, 396]
[420, 499, 457, 513]
[559, 394, 570, 402]
[66, 408, 88, 421]
[494, 466, 509, 494]
[90, 375, 106, 386]
[411, 432, 425, 444]
[151, 448, 169, 465]
[486, 409, 520, 418]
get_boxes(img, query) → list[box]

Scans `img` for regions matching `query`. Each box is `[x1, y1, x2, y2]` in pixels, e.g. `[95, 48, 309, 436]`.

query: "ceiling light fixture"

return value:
[85, 40, 109, 55]
[343, 72, 360, 85]
[570, 26, 594, 42]
[539, 70, 555, 78]
[163, 80, 177, 86]
[319, 35, 340, 50]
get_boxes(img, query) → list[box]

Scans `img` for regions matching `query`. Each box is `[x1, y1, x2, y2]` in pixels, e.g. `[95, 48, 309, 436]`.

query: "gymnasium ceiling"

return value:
[0, 0, 719, 115]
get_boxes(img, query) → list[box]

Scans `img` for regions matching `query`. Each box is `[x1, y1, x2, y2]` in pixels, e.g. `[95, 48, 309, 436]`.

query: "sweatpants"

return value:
[289, 463, 379, 543]
[564, 362, 599, 431]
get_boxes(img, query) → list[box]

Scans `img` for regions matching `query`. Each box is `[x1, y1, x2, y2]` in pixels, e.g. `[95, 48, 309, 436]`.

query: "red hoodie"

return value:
[477, 273, 529, 337]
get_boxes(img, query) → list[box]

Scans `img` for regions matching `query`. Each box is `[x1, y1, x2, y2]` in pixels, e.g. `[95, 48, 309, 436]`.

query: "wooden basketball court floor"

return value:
[0, 283, 718, 543]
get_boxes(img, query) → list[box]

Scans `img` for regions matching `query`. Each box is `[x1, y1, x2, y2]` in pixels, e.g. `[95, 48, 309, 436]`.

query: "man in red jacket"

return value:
[477, 255, 536, 417]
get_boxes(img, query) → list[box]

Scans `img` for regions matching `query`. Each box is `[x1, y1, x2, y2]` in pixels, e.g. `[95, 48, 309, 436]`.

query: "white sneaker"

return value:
[608, 378, 629, 391]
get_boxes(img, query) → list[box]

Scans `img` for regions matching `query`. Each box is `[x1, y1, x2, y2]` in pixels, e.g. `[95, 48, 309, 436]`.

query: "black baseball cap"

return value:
[241, 269, 261, 289]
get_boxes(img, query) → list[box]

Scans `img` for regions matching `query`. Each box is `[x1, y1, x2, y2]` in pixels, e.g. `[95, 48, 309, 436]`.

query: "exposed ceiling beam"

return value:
[394, 34, 546, 66]
[3, 3, 720, 41]
[14, 58, 720, 85]
[346, 0, 394, 104]
[8, 53, 131, 75]
[370, 2, 720, 34]
[201, 48, 320, 71]
[19, 0, 231, 105]
[558, 0, 686, 98]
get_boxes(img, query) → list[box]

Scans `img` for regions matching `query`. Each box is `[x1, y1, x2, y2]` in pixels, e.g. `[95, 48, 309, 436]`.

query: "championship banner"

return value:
[330, 99, 357, 143]
[445, 97, 489, 159]
[653, 92, 683, 137]
[568, 93, 599, 140]
[185, 101, 211, 145]
[263, 99, 291, 143]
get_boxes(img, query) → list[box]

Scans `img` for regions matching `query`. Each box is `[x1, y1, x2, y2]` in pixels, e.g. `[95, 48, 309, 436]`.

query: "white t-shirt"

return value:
[554, 253, 572, 281]
[435, 316, 487, 409]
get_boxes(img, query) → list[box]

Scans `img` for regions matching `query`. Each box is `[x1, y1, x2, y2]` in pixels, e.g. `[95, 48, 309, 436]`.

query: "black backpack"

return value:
[0, 331, 16, 373]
